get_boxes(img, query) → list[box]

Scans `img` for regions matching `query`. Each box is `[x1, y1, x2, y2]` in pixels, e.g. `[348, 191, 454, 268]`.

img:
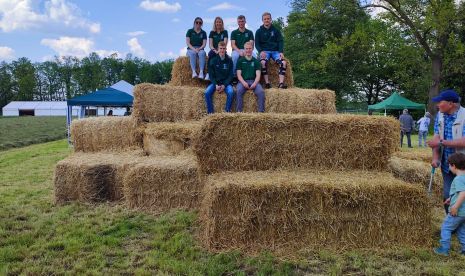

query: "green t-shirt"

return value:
[186, 28, 207, 47]
[209, 30, 228, 49]
[449, 174, 465, 217]
[236, 56, 260, 80]
[231, 28, 254, 49]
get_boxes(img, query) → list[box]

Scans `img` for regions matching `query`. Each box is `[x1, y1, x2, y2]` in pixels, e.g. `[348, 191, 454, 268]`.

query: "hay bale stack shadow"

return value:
[143, 121, 201, 156]
[193, 113, 399, 174]
[169, 56, 294, 88]
[132, 84, 336, 123]
[54, 151, 144, 204]
[388, 156, 442, 203]
[200, 170, 432, 253]
[71, 116, 143, 152]
[123, 154, 203, 213]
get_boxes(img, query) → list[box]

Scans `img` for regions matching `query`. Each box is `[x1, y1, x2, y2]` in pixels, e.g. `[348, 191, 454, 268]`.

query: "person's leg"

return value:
[252, 82, 265, 112]
[418, 131, 423, 147]
[261, 51, 270, 87]
[198, 50, 206, 78]
[456, 218, 465, 254]
[224, 85, 234, 112]
[407, 131, 412, 147]
[236, 82, 246, 112]
[187, 49, 198, 77]
[271, 52, 287, 88]
[423, 131, 428, 147]
[436, 214, 464, 254]
[442, 170, 455, 213]
[400, 131, 404, 147]
[204, 84, 216, 114]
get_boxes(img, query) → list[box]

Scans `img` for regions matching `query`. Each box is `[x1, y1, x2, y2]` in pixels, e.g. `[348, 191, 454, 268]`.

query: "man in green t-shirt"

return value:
[231, 15, 255, 76]
[236, 41, 265, 112]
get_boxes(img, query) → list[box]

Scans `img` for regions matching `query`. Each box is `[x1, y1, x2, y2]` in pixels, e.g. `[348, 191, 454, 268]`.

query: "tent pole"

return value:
[384, 109, 387, 116]
[66, 105, 72, 145]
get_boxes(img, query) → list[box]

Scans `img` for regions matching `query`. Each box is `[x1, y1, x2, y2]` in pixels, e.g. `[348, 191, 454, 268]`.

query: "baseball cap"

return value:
[432, 89, 460, 103]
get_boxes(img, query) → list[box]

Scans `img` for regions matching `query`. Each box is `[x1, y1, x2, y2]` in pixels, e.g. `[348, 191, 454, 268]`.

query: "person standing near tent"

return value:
[417, 112, 431, 147]
[236, 41, 265, 112]
[399, 109, 414, 148]
[204, 41, 234, 114]
[427, 89, 465, 213]
[186, 17, 207, 79]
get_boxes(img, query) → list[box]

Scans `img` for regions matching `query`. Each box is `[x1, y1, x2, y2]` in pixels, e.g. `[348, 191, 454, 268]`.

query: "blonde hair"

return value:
[218, 41, 226, 48]
[244, 41, 253, 48]
[213, 17, 224, 33]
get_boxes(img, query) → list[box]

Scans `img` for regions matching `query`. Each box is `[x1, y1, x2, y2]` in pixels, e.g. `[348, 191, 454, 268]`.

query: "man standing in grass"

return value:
[428, 89, 465, 213]
[399, 109, 414, 148]
[236, 41, 265, 112]
[204, 41, 234, 114]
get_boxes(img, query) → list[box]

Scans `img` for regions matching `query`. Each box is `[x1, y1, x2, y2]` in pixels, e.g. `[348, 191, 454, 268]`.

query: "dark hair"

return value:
[448, 152, 465, 170]
[237, 15, 245, 20]
[193, 17, 203, 28]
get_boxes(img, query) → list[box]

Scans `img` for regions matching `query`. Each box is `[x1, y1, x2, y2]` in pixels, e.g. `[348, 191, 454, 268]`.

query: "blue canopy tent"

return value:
[66, 87, 134, 142]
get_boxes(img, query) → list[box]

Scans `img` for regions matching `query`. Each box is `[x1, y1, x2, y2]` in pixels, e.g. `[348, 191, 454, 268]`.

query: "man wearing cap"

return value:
[399, 109, 415, 148]
[417, 112, 431, 147]
[427, 89, 465, 213]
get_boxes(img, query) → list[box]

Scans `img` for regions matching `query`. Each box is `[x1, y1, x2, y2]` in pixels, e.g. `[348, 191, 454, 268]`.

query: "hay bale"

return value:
[200, 170, 431, 253]
[54, 151, 144, 204]
[71, 116, 143, 152]
[193, 113, 399, 173]
[169, 56, 294, 88]
[143, 121, 201, 155]
[392, 148, 432, 163]
[133, 83, 336, 123]
[389, 156, 442, 202]
[123, 154, 203, 213]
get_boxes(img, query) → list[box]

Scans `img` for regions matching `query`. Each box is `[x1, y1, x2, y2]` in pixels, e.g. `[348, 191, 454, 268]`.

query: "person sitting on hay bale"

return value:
[208, 17, 228, 65]
[231, 15, 254, 80]
[433, 152, 465, 256]
[427, 89, 465, 213]
[255, 12, 287, 89]
[236, 41, 265, 113]
[205, 41, 234, 114]
[186, 17, 207, 79]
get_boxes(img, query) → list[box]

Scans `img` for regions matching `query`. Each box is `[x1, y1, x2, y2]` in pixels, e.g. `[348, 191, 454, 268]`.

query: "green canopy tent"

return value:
[368, 92, 425, 116]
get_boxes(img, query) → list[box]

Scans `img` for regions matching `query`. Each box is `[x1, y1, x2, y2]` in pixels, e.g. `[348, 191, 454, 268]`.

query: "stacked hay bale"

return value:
[169, 56, 294, 88]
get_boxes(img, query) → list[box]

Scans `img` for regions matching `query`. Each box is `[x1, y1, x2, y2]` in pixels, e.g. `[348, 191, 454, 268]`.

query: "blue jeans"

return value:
[262, 51, 280, 61]
[438, 214, 465, 253]
[236, 80, 265, 112]
[187, 47, 206, 73]
[400, 130, 411, 147]
[204, 84, 234, 114]
[418, 130, 428, 147]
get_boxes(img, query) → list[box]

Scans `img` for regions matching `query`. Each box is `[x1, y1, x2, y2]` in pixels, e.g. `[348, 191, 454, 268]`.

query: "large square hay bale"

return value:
[200, 170, 431, 253]
[71, 116, 142, 152]
[193, 113, 399, 173]
[169, 56, 294, 88]
[133, 84, 336, 123]
[123, 154, 202, 212]
[54, 151, 144, 204]
[392, 148, 432, 163]
[389, 156, 442, 202]
[143, 121, 201, 156]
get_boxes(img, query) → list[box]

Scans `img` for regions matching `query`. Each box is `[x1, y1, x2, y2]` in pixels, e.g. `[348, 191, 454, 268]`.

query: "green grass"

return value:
[0, 116, 67, 151]
[1, 140, 465, 274]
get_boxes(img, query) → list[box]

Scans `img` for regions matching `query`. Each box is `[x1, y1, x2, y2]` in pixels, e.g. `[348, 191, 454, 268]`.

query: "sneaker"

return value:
[199, 72, 205, 79]
[232, 77, 238, 85]
[264, 83, 271, 89]
[204, 73, 209, 81]
[192, 72, 198, 79]
[433, 247, 449, 256]
[278, 83, 288, 89]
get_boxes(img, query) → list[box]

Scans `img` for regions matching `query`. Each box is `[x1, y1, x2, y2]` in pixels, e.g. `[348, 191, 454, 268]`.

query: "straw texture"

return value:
[143, 121, 201, 155]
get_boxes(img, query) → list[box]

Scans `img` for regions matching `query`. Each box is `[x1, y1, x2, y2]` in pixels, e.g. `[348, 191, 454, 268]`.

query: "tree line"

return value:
[283, 0, 465, 113]
[0, 53, 173, 110]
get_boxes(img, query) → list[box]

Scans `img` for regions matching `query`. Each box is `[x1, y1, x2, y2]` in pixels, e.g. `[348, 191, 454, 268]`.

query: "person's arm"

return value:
[201, 37, 207, 51]
[237, 69, 249, 89]
[208, 59, 216, 85]
[255, 29, 262, 53]
[209, 38, 215, 52]
[427, 115, 441, 167]
[250, 69, 261, 89]
[231, 40, 239, 51]
[223, 30, 228, 46]
[450, 191, 465, 216]
[186, 37, 194, 51]
[223, 59, 233, 86]
[277, 28, 284, 59]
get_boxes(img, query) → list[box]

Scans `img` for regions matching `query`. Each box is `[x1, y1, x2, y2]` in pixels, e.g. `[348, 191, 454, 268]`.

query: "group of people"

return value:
[399, 109, 431, 148]
[186, 12, 288, 114]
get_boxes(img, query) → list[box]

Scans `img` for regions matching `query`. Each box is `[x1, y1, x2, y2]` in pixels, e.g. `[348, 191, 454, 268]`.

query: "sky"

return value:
[0, 0, 292, 62]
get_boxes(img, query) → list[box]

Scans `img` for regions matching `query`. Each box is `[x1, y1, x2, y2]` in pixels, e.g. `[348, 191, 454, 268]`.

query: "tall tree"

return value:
[0, 62, 13, 110]
[362, 0, 461, 113]
[11, 57, 37, 101]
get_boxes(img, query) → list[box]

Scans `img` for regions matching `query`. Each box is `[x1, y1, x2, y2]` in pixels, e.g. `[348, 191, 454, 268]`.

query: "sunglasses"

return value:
[195, 21, 202, 24]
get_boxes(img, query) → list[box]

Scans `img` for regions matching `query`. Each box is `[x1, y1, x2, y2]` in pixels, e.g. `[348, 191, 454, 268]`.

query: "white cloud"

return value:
[171, 18, 180, 23]
[207, 2, 243, 12]
[140, 1, 181, 13]
[41, 36, 94, 58]
[126, 31, 147, 37]
[0, 0, 100, 34]
[127, 38, 145, 57]
[95, 50, 122, 58]
[0, 46, 15, 60]
[159, 51, 177, 59]
[179, 47, 187, 56]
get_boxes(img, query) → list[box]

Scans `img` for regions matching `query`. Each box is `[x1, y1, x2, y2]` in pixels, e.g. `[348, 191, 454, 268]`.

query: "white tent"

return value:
[110, 80, 134, 96]
[2, 101, 80, 116]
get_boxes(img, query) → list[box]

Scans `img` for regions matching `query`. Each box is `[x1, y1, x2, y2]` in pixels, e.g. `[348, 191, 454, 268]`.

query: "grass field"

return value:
[1, 140, 465, 275]
[0, 116, 67, 151]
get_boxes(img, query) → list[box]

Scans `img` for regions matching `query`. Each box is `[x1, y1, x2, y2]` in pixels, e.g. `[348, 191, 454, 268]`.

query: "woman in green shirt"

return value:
[186, 17, 207, 79]
[208, 17, 228, 61]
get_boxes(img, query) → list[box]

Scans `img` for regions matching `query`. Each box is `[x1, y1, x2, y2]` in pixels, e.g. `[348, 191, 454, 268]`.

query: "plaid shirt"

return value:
[434, 110, 465, 173]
